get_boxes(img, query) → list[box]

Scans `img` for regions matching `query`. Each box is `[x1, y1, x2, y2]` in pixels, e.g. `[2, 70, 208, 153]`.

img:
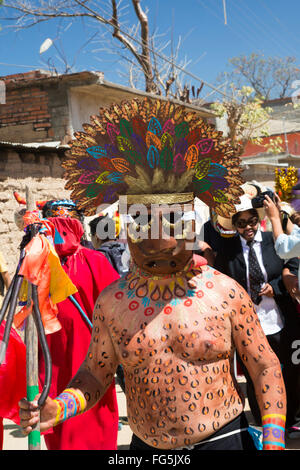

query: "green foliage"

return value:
[210, 85, 274, 153]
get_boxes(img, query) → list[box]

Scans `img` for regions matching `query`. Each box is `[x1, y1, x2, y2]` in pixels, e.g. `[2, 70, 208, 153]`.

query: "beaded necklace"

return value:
[123, 257, 203, 301]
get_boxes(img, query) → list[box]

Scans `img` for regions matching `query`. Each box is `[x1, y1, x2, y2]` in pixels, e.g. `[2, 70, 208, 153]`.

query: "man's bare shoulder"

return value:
[198, 265, 252, 309]
[97, 276, 123, 303]
[199, 264, 244, 290]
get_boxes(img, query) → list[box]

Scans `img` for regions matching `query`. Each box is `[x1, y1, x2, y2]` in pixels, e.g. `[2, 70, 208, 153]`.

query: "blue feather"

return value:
[208, 163, 227, 178]
[86, 146, 107, 159]
[148, 117, 162, 137]
[106, 172, 123, 183]
[147, 145, 159, 168]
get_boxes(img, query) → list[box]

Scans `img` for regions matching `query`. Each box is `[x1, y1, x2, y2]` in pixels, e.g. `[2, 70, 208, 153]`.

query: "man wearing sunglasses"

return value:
[214, 196, 300, 439]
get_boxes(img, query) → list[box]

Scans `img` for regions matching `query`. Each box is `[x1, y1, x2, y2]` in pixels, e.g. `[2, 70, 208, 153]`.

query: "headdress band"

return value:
[119, 193, 194, 205]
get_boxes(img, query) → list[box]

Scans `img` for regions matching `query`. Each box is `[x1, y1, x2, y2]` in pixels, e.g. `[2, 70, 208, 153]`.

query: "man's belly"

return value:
[124, 357, 244, 449]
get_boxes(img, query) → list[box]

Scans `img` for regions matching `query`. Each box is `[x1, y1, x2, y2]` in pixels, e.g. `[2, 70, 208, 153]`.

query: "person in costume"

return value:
[214, 194, 300, 438]
[14, 198, 120, 450]
[0, 322, 26, 449]
[19, 98, 287, 450]
[38, 215, 119, 450]
[42, 199, 94, 249]
[89, 212, 127, 396]
[89, 211, 128, 275]
[266, 170, 300, 304]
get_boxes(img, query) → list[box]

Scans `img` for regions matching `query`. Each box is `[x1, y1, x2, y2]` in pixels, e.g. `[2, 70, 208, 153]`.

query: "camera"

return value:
[252, 190, 275, 209]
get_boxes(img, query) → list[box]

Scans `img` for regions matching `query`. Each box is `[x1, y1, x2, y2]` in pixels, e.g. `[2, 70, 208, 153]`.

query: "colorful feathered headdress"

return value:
[62, 97, 244, 216]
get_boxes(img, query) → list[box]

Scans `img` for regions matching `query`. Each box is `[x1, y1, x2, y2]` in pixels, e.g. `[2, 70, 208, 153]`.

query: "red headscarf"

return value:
[50, 217, 84, 259]
[39, 217, 120, 450]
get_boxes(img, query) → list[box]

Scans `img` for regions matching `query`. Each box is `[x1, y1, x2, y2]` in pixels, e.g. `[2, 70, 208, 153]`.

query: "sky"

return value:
[0, 0, 300, 101]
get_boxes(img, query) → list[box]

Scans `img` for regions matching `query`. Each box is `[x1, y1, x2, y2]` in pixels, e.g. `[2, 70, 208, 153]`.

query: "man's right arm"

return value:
[19, 300, 119, 434]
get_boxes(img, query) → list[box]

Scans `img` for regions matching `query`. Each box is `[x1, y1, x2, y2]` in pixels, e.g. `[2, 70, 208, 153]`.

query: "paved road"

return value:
[2, 384, 132, 450]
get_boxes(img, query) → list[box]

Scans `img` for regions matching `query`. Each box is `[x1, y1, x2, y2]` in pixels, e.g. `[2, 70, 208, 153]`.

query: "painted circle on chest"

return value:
[129, 300, 139, 311]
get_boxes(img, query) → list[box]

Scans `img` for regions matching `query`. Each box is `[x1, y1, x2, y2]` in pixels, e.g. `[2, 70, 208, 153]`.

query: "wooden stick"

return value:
[25, 186, 41, 450]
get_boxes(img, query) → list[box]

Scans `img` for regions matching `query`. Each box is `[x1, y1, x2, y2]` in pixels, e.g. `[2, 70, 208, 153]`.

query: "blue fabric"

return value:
[248, 426, 263, 450]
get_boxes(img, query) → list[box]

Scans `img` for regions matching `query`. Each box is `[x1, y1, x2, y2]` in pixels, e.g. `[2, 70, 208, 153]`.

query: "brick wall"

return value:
[0, 70, 66, 143]
[0, 71, 55, 143]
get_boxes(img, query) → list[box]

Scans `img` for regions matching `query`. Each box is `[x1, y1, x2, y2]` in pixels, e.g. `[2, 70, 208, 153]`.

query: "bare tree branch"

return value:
[218, 52, 300, 100]
[1, 0, 203, 98]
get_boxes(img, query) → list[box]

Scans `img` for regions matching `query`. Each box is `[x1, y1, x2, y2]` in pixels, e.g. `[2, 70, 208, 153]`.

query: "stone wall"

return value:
[0, 145, 71, 275]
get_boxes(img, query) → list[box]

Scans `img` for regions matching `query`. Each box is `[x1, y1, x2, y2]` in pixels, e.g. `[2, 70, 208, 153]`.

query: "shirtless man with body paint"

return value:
[19, 202, 286, 450]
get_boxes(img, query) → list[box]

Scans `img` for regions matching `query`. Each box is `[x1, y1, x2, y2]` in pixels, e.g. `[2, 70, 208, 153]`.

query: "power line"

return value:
[0, 62, 40, 68]
[231, 0, 300, 58]
[1, 1, 238, 101]
[196, 0, 264, 56]
[258, 0, 300, 50]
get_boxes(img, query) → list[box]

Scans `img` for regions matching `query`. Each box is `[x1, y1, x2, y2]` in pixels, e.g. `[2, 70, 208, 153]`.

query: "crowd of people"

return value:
[2, 89, 300, 452]
[0, 182, 299, 450]
[211, 192, 300, 438]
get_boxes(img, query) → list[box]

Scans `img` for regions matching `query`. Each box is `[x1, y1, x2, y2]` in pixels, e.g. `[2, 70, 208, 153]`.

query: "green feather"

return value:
[124, 149, 143, 166]
[175, 122, 189, 140]
[85, 182, 103, 198]
[119, 118, 133, 139]
[193, 179, 212, 193]
[159, 147, 173, 170]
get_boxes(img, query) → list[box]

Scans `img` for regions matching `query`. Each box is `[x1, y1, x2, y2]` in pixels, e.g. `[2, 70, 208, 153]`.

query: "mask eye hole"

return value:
[130, 212, 152, 234]
[162, 212, 182, 227]
[132, 212, 152, 227]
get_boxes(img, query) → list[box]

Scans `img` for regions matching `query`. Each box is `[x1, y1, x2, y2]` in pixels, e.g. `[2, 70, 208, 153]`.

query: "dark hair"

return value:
[290, 211, 300, 226]
[42, 199, 83, 220]
[232, 208, 259, 227]
[42, 200, 55, 218]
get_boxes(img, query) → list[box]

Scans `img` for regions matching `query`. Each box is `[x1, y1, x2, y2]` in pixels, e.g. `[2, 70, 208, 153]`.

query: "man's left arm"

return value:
[229, 280, 286, 450]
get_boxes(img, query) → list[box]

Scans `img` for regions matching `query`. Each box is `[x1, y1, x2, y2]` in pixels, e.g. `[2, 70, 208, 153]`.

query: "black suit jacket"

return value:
[214, 231, 299, 326]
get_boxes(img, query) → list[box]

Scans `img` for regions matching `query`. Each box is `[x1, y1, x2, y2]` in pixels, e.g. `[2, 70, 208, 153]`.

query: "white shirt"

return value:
[239, 230, 284, 335]
[275, 224, 300, 290]
[275, 224, 300, 259]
